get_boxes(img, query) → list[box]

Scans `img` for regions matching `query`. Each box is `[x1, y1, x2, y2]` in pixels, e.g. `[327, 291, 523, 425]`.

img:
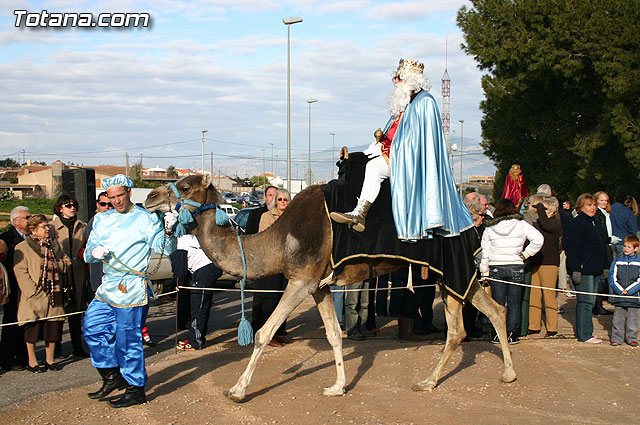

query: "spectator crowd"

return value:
[1, 184, 639, 379]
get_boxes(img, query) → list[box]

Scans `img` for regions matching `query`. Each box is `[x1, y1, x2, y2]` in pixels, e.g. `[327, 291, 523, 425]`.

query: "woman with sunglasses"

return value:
[50, 195, 89, 357]
[252, 188, 292, 347]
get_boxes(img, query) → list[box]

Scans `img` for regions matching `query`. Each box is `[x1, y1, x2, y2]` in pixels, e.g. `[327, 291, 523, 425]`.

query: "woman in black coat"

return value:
[564, 193, 609, 343]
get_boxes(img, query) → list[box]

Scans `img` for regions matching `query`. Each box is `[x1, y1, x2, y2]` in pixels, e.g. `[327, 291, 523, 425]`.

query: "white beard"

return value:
[388, 82, 413, 117]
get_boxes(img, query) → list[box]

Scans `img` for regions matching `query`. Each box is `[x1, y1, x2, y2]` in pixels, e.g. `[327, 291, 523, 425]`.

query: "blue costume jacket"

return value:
[388, 90, 473, 240]
[84, 205, 176, 307]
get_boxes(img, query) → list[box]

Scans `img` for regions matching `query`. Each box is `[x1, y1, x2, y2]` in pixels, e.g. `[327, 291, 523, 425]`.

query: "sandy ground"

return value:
[1, 290, 638, 425]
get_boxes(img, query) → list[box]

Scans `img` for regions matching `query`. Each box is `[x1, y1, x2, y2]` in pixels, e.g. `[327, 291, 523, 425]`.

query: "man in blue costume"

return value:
[331, 59, 473, 240]
[83, 175, 178, 408]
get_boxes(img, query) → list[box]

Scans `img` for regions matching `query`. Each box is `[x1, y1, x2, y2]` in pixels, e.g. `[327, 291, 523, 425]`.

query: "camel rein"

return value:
[167, 182, 254, 345]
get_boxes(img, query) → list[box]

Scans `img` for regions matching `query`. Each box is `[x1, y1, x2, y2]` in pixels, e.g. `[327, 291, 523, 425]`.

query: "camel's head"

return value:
[144, 174, 221, 213]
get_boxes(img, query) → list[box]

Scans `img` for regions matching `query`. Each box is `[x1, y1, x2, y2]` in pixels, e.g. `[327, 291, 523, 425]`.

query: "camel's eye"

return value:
[180, 186, 189, 194]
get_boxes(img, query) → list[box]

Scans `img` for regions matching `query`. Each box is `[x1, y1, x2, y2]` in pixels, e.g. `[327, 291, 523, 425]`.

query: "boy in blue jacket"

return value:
[608, 235, 640, 346]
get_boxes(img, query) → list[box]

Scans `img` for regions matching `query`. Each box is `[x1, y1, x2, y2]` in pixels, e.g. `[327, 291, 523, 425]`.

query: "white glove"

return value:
[610, 235, 622, 244]
[92, 246, 110, 260]
[164, 210, 179, 233]
[363, 141, 382, 159]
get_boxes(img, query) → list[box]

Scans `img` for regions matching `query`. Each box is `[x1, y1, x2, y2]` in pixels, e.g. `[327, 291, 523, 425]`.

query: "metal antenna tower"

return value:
[441, 37, 451, 147]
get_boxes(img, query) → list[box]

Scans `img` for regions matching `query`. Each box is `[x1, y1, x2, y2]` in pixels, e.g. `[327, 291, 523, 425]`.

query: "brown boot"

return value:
[330, 199, 372, 232]
[397, 316, 423, 342]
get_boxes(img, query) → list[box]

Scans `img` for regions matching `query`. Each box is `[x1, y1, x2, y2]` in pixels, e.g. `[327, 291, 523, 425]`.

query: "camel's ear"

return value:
[202, 173, 212, 188]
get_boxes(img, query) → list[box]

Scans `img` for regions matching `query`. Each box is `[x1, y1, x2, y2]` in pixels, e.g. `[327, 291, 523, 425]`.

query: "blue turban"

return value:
[102, 174, 134, 190]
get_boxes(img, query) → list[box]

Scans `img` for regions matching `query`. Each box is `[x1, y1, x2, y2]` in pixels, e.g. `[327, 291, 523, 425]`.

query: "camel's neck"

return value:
[191, 210, 283, 280]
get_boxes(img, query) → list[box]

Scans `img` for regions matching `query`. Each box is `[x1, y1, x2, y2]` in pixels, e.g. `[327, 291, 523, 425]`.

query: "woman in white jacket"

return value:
[480, 198, 543, 344]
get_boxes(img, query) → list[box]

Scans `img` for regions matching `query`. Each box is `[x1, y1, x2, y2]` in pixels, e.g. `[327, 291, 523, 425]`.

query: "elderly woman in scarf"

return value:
[13, 214, 71, 372]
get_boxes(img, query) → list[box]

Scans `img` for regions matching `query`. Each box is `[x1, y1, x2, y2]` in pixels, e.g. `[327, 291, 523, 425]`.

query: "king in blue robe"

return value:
[331, 59, 473, 241]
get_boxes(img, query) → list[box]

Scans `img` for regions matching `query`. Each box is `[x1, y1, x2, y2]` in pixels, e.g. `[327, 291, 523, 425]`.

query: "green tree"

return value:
[250, 175, 268, 187]
[458, 0, 640, 201]
[0, 158, 20, 168]
[166, 165, 178, 178]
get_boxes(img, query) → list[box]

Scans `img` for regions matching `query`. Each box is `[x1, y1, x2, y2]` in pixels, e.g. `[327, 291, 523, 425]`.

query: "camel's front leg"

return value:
[312, 285, 346, 397]
[224, 279, 311, 402]
[413, 293, 465, 391]
[468, 280, 516, 383]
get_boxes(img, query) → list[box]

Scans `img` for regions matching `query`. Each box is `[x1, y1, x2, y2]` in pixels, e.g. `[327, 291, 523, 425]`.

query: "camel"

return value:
[144, 174, 516, 402]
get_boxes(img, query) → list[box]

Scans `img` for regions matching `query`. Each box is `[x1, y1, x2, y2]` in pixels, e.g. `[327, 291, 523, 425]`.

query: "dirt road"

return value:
[1, 291, 638, 424]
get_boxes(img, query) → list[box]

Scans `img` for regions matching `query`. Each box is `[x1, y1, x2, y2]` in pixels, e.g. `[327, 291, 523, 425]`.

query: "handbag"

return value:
[61, 268, 76, 311]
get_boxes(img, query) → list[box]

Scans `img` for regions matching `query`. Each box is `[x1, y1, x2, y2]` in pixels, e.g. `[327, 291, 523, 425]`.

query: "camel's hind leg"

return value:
[412, 292, 465, 391]
[224, 279, 312, 402]
[468, 279, 516, 383]
[312, 285, 346, 396]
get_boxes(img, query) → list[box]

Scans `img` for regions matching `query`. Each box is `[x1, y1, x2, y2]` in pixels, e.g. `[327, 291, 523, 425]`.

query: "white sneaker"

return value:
[584, 336, 602, 344]
[566, 291, 576, 298]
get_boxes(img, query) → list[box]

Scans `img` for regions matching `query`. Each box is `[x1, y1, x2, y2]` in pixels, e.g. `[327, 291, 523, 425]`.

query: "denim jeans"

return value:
[331, 290, 344, 328]
[575, 274, 600, 341]
[489, 264, 524, 335]
[345, 281, 369, 333]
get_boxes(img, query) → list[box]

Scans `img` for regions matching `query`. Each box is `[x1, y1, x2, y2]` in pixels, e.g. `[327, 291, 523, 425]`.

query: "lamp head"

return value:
[283, 17, 303, 25]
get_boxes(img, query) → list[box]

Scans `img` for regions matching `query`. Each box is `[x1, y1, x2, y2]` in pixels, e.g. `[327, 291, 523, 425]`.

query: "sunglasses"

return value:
[20, 215, 32, 220]
[98, 202, 113, 208]
[277, 198, 288, 201]
[63, 203, 77, 208]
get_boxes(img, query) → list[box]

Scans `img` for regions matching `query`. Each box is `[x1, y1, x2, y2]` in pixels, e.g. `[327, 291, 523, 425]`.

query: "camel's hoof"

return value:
[223, 388, 245, 403]
[411, 379, 436, 392]
[502, 369, 517, 384]
[322, 386, 346, 397]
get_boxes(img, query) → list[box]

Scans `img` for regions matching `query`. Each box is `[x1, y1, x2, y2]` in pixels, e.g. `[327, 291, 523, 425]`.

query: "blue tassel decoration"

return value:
[237, 313, 254, 346]
[236, 234, 254, 346]
[216, 207, 229, 226]
[174, 207, 194, 238]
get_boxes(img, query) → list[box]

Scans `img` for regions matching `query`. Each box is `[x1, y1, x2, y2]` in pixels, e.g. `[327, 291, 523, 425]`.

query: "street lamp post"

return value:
[269, 142, 274, 175]
[201, 130, 208, 175]
[458, 120, 464, 197]
[307, 98, 317, 186]
[283, 16, 303, 192]
[329, 132, 336, 180]
[261, 148, 266, 191]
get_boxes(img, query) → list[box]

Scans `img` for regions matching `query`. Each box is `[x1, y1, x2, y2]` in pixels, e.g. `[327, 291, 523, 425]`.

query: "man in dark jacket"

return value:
[245, 186, 288, 346]
[0, 206, 30, 370]
[244, 185, 277, 234]
[610, 192, 639, 259]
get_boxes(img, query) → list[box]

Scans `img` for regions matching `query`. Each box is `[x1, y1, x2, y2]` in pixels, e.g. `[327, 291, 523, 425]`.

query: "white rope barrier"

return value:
[0, 289, 179, 328]
[174, 283, 437, 294]
[3, 276, 633, 328]
[483, 276, 638, 299]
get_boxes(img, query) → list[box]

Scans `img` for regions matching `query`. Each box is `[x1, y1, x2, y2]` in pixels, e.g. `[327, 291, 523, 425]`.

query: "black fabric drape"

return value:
[321, 152, 480, 300]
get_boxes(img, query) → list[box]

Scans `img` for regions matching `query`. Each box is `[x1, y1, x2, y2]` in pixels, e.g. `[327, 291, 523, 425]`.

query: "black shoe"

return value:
[26, 364, 46, 373]
[490, 333, 500, 344]
[347, 331, 365, 341]
[88, 367, 127, 399]
[107, 385, 146, 408]
[593, 308, 613, 315]
[44, 362, 62, 371]
[467, 327, 485, 338]
[73, 348, 90, 358]
[508, 333, 520, 345]
[527, 329, 541, 336]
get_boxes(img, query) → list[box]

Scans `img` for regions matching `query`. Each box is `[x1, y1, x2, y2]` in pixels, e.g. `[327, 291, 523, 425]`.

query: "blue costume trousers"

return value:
[83, 298, 149, 387]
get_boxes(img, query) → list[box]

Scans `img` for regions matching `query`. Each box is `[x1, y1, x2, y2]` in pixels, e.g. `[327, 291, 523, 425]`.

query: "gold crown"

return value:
[397, 58, 424, 74]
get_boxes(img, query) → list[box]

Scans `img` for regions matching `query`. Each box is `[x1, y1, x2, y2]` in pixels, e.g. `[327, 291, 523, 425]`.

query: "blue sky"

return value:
[0, 0, 494, 182]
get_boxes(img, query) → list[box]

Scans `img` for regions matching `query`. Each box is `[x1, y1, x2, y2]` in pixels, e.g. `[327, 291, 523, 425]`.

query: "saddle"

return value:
[321, 150, 480, 300]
